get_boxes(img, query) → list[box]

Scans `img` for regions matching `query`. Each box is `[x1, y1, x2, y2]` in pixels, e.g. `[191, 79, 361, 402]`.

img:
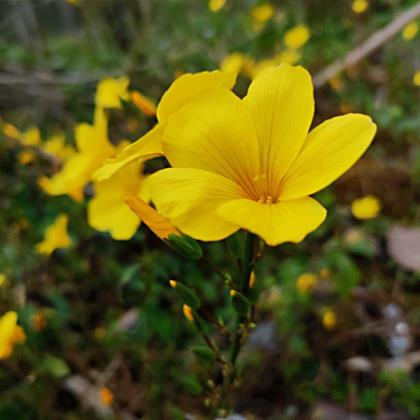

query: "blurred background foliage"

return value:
[0, 0, 420, 418]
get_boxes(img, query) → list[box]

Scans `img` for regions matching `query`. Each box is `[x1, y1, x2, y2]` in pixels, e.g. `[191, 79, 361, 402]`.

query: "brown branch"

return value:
[313, 2, 420, 88]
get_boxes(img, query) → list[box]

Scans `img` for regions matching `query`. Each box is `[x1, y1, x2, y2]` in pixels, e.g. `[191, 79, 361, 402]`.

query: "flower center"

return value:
[252, 173, 275, 204]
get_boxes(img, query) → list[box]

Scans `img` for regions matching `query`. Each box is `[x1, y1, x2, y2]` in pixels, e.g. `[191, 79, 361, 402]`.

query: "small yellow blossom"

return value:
[251, 3, 274, 24]
[183, 304, 194, 321]
[351, 195, 381, 220]
[130, 90, 157, 117]
[2, 122, 20, 139]
[276, 49, 301, 65]
[220, 53, 246, 76]
[208, 0, 225, 12]
[100, 387, 114, 406]
[169, 280, 177, 288]
[352, 0, 368, 14]
[125, 193, 180, 240]
[95, 76, 129, 109]
[0, 311, 26, 359]
[40, 133, 74, 162]
[88, 162, 150, 240]
[283, 25, 310, 50]
[402, 21, 418, 41]
[94, 70, 236, 182]
[17, 150, 36, 165]
[296, 273, 318, 293]
[230, 289, 236, 297]
[33, 311, 46, 332]
[40, 108, 116, 201]
[322, 308, 337, 329]
[35, 214, 72, 255]
[249, 271, 256, 288]
[20, 127, 41, 146]
[413, 71, 420, 86]
[0, 273, 6, 286]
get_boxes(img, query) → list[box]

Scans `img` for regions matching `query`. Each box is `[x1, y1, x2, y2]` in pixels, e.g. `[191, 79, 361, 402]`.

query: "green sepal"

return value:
[167, 234, 203, 261]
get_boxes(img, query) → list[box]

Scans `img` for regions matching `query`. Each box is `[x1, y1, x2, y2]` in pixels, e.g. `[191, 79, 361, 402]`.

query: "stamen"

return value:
[266, 195, 273, 204]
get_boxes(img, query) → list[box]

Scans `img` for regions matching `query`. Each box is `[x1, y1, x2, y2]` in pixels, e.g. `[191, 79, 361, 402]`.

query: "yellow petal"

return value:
[217, 197, 326, 246]
[125, 193, 180, 240]
[130, 90, 157, 116]
[150, 168, 244, 241]
[280, 114, 376, 200]
[351, 195, 381, 220]
[35, 214, 71, 255]
[95, 76, 129, 109]
[88, 162, 146, 240]
[157, 70, 236, 123]
[283, 25, 310, 50]
[163, 89, 260, 199]
[93, 124, 164, 181]
[243, 64, 314, 197]
[0, 311, 18, 359]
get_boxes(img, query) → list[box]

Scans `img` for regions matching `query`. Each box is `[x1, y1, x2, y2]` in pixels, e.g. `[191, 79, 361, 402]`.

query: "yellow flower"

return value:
[93, 70, 236, 182]
[276, 49, 301, 65]
[402, 21, 418, 41]
[183, 304, 194, 321]
[0, 273, 6, 286]
[2, 122, 20, 139]
[40, 133, 74, 162]
[413, 70, 420, 86]
[17, 150, 36, 165]
[88, 161, 150, 240]
[95, 76, 129, 109]
[130, 90, 157, 117]
[20, 126, 41, 146]
[149, 64, 376, 246]
[100, 387, 114, 406]
[208, 0, 225, 12]
[40, 108, 116, 201]
[352, 0, 368, 14]
[351, 195, 381, 220]
[322, 308, 337, 329]
[251, 3, 274, 24]
[125, 194, 180, 240]
[283, 25, 310, 50]
[0, 311, 26, 359]
[296, 273, 318, 293]
[220, 53, 246, 76]
[35, 214, 72, 255]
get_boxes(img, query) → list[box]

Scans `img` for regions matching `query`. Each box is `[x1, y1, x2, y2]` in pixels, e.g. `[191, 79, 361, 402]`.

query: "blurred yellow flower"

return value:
[352, 0, 368, 14]
[0, 311, 26, 359]
[35, 214, 72, 255]
[95, 76, 129, 109]
[125, 193, 180, 240]
[276, 49, 301, 65]
[283, 25, 310, 49]
[322, 308, 337, 329]
[402, 21, 418, 41]
[40, 133, 74, 162]
[150, 64, 376, 246]
[88, 161, 150, 240]
[2, 122, 20, 139]
[17, 150, 36, 165]
[94, 70, 236, 182]
[20, 127, 41, 146]
[296, 273, 318, 293]
[220, 53, 246, 75]
[130, 90, 157, 117]
[414, 71, 420, 86]
[351, 195, 381, 220]
[246, 50, 301, 79]
[0, 273, 6, 286]
[100, 387, 114, 406]
[40, 108, 116, 201]
[183, 304, 194, 322]
[208, 0, 225, 12]
[251, 3, 274, 24]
